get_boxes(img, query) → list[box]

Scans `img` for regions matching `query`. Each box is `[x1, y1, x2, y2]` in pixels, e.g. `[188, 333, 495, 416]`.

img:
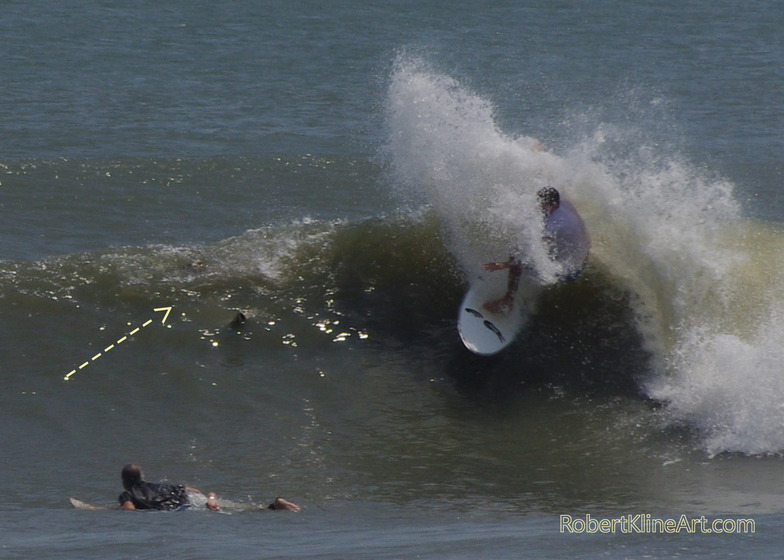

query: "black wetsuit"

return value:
[119, 481, 189, 511]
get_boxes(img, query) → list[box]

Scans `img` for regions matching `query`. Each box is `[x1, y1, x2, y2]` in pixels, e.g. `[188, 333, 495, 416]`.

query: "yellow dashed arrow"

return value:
[64, 306, 173, 381]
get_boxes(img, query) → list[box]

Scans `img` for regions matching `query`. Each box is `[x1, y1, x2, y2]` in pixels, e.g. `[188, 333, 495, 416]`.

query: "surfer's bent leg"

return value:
[506, 259, 522, 296]
[484, 257, 522, 314]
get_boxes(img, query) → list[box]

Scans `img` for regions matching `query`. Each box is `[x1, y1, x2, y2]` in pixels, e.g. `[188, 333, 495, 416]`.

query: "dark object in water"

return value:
[229, 311, 246, 331]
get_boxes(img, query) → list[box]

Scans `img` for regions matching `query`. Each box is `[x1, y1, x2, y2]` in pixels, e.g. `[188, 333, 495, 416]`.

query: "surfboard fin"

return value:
[483, 320, 505, 343]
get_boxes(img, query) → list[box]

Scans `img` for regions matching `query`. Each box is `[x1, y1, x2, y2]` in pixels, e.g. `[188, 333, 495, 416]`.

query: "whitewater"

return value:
[383, 54, 784, 457]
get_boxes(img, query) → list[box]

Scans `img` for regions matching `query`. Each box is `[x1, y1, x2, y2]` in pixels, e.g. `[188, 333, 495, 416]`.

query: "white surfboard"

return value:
[457, 274, 535, 355]
[69, 495, 272, 514]
[70, 497, 105, 510]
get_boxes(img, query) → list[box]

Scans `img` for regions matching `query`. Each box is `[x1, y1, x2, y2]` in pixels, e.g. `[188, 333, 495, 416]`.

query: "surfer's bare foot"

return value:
[269, 497, 301, 512]
[206, 492, 220, 511]
[484, 294, 513, 314]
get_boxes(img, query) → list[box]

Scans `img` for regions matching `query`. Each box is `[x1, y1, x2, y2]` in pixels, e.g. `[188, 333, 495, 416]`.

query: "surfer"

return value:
[118, 464, 300, 512]
[483, 186, 590, 314]
[118, 464, 219, 511]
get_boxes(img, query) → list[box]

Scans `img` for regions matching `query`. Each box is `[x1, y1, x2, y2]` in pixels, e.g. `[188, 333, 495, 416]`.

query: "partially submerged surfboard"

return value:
[457, 274, 534, 355]
[69, 496, 264, 514]
[70, 497, 105, 510]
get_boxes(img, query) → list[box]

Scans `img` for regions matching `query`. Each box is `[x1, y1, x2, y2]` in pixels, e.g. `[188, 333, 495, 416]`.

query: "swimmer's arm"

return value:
[120, 500, 136, 510]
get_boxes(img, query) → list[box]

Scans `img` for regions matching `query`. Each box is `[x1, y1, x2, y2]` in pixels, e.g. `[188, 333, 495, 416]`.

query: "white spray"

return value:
[383, 56, 573, 283]
[383, 54, 784, 456]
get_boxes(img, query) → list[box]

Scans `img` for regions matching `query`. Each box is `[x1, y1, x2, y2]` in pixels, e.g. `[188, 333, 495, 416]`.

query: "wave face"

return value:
[382, 54, 784, 456]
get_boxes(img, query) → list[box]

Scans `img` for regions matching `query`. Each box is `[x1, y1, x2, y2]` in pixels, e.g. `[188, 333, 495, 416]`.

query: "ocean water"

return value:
[2, 1, 784, 558]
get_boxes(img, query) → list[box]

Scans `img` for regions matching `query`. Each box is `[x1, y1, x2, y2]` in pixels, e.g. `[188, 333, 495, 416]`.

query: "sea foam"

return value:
[383, 54, 784, 456]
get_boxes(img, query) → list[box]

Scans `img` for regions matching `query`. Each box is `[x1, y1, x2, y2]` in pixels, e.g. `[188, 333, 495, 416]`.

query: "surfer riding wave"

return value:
[484, 186, 591, 314]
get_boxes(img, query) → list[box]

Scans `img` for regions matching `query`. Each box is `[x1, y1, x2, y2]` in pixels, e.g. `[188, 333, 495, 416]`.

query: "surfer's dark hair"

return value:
[121, 464, 144, 490]
[537, 186, 560, 207]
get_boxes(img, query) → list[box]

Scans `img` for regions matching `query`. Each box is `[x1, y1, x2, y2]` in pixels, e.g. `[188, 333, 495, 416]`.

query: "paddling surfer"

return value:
[484, 186, 590, 313]
[118, 464, 300, 512]
[118, 464, 219, 511]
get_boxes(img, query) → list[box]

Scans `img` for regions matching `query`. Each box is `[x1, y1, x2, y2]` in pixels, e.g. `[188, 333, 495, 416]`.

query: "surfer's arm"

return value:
[483, 256, 520, 272]
[118, 490, 136, 510]
[483, 261, 510, 272]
